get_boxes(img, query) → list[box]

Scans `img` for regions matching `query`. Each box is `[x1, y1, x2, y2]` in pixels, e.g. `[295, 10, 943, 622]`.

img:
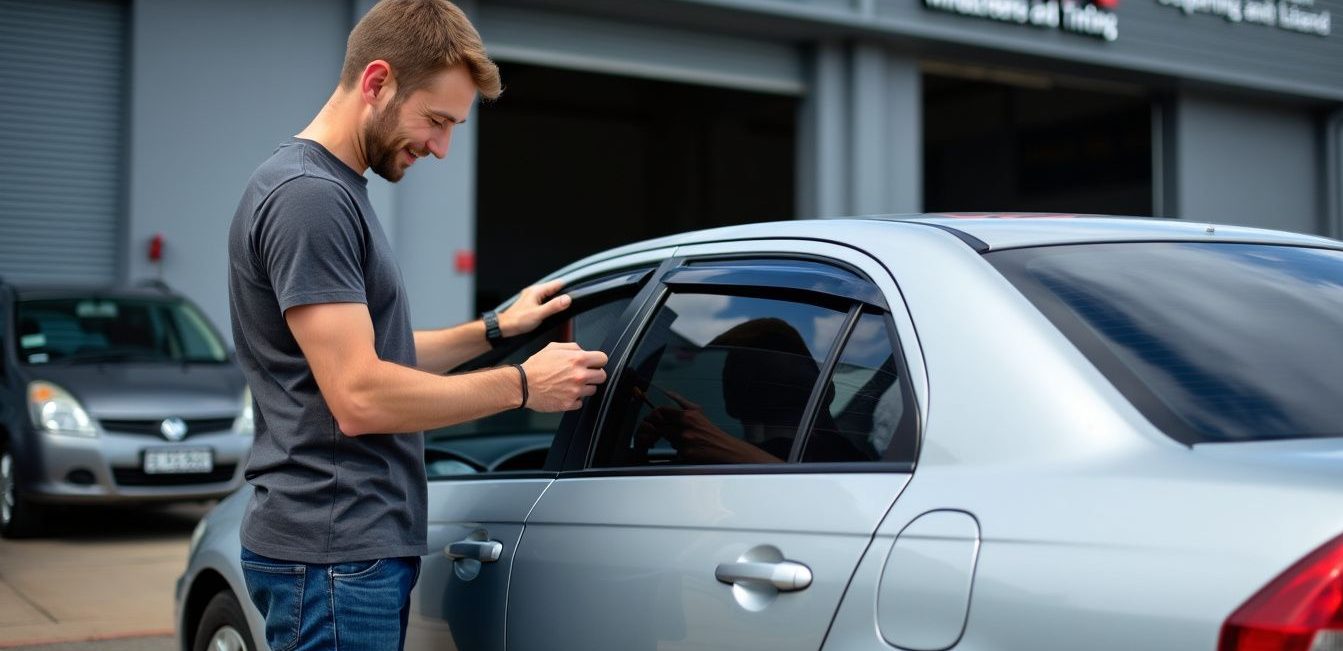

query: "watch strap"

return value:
[482, 310, 504, 347]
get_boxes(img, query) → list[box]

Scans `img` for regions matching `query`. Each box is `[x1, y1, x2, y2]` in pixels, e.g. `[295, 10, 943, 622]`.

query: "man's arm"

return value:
[287, 301, 606, 436]
[413, 279, 572, 374]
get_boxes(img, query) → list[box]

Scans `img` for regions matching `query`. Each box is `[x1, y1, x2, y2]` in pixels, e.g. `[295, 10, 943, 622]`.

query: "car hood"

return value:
[26, 363, 246, 419]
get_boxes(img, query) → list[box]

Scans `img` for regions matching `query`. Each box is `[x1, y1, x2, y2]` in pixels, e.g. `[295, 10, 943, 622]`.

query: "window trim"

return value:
[572, 254, 920, 474]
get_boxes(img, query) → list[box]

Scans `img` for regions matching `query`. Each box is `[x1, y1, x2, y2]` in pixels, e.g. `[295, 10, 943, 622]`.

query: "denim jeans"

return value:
[241, 547, 421, 651]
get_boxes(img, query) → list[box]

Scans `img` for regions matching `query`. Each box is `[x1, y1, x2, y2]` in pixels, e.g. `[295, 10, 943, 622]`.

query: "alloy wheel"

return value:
[208, 625, 247, 651]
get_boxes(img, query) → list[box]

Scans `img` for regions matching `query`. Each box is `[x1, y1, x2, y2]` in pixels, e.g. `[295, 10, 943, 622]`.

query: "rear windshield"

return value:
[989, 242, 1343, 445]
[15, 298, 228, 365]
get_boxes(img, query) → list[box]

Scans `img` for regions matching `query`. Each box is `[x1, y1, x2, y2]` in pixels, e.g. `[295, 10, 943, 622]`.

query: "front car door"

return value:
[507, 240, 925, 650]
[404, 247, 673, 650]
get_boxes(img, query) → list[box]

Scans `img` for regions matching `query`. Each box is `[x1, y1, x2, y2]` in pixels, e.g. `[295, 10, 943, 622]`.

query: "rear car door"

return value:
[404, 250, 670, 651]
[507, 241, 923, 650]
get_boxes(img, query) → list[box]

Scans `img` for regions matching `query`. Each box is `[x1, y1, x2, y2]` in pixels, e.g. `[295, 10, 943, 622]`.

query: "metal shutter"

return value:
[0, 0, 126, 284]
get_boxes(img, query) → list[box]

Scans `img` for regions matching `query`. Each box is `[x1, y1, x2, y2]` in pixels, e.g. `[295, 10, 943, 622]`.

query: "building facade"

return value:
[2, 0, 1341, 333]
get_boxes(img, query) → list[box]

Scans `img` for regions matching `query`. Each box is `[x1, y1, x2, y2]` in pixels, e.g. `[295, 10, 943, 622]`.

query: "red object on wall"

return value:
[455, 250, 476, 274]
[148, 233, 164, 262]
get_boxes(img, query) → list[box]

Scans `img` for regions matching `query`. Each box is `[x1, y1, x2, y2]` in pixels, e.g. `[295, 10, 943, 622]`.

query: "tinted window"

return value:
[990, 242, 1343, 445]
[425, 293, 635, 477]
[15, 298, 227, 365]
[803, 312, 916, 463]
[593, 292, 848, 468]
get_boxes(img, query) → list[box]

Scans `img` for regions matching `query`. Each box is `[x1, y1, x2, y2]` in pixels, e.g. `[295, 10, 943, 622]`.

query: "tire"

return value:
[193, 591, 256, 651]
[0, 441, 44, 539]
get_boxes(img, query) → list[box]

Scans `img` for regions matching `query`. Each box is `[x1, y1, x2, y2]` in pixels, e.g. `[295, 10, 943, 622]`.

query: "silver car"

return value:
[176, 216, 1343, 651]
[1, 284, 252, 538]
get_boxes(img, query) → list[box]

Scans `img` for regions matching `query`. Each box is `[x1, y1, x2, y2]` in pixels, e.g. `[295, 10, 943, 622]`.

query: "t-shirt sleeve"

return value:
[252, 176, 369, 313]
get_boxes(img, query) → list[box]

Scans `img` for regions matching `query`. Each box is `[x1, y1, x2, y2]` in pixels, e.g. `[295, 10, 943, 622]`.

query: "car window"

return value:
[591, 292, 849, 468]
[424, 291, 638, 478]
[15, 298, 228, 365]
[989, 242, 1343, 445]
[802, 311, 917, 464]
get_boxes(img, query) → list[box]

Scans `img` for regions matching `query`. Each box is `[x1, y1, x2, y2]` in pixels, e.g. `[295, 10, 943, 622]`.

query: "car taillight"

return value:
[1219, 532, 1343, 651]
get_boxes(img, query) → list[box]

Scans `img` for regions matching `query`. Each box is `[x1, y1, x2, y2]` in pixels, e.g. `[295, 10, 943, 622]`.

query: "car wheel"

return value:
[0, 442, 44, 539]
[193, 591, 255, 651]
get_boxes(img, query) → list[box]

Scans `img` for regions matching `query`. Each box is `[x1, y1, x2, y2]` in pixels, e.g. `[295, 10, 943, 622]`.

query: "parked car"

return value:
[176, 215, 1343, 651]
[0, 281, 252, 538]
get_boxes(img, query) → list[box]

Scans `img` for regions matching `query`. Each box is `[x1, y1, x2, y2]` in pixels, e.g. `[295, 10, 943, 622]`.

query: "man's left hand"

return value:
[499, 279, 571, 337]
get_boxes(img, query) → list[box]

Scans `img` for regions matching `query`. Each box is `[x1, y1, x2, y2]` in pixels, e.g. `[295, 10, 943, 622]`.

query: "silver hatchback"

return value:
[176, 216, 1343, 651]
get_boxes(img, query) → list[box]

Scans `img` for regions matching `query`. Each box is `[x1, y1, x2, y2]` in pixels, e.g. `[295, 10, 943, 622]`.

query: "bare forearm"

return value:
[413, 320, 490, 374]
[338, 361, 521, 435]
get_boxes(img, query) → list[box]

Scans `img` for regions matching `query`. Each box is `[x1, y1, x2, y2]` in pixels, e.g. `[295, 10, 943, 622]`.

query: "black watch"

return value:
[482, 310, 504, 348]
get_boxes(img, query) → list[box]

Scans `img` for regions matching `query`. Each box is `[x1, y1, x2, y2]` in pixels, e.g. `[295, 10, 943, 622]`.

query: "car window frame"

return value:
[558, 252, 921, 478]
[425, 261, 666, 482]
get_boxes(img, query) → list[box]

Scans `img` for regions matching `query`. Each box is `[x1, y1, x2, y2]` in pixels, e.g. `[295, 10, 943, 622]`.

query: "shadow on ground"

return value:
[23, 502, 215, 542]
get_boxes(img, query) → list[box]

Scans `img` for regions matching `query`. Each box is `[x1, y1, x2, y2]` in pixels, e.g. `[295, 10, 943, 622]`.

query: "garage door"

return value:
[0, 0, 126, 284]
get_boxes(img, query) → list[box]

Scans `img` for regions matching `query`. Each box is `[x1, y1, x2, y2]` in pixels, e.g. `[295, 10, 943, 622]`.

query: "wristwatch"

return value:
[482, 310, 504, 348]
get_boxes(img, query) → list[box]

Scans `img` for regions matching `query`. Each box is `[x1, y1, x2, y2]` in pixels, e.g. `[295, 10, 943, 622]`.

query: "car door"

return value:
[404, 248, 672, 651]
[506, 241, 924, 651]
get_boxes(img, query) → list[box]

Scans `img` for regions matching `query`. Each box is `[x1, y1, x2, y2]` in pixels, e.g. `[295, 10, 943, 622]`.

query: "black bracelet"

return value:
[511, 363, 529, 409]
[482, 310, 504, 348]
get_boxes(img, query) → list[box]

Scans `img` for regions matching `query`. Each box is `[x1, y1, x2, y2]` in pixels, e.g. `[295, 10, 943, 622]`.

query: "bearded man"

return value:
[226, 2, 608, 649]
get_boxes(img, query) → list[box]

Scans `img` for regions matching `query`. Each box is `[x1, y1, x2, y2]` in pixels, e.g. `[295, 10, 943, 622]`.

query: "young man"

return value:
[226, 1, 607, 649]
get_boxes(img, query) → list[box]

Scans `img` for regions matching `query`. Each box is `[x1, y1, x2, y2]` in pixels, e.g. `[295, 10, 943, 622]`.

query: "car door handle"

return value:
[715, 560, 813, 592]
[444, 539, 503, 563]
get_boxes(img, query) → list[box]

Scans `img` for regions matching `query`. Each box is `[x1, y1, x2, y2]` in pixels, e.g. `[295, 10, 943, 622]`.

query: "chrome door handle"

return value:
[445, 539, 503, 563]
[715, 560, 813, 592]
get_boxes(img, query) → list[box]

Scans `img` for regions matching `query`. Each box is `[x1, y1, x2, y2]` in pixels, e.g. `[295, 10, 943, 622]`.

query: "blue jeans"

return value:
[241, 547, 421, 651]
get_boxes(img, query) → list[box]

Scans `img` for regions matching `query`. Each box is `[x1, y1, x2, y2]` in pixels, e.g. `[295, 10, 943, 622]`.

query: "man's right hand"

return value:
[521, 342, 609, 412]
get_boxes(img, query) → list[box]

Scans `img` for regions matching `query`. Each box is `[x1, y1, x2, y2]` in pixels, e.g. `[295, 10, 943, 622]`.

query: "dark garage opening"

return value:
[923, 70, 1153, 216]
[475, 63, 798, 312]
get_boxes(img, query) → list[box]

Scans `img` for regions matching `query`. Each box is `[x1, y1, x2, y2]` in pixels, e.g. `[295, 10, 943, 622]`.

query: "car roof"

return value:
[554, 214, 1343, 274]
[9, 284, 180, 302]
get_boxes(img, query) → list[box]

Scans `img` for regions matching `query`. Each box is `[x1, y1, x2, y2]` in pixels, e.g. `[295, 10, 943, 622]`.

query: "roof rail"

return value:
[136, 279, 172, 293]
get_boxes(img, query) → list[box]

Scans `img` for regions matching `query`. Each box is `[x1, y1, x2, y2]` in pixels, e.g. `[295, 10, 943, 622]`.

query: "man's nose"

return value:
[427, 132, 451, 159]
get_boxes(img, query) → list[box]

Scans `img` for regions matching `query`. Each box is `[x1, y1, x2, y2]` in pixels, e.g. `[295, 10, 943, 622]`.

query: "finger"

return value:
[548, 341, 581, 351]
[585, 368, 608, 385]
[581, 350, 609, 369]
[568, 400, 583, 411]
[540, 293, 572, 316]
[580, 384, 597, 398]
[534, 279, 566, 300]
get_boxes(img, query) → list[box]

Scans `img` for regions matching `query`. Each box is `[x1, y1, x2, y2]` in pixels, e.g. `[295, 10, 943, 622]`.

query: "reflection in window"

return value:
[595, 293, 847, 468]
[425, 293, 634, 478]
[803, 312, 914, 463]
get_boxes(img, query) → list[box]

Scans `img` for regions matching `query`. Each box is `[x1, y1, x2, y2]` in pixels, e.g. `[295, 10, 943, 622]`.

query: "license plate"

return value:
[143, 448, 213, 474]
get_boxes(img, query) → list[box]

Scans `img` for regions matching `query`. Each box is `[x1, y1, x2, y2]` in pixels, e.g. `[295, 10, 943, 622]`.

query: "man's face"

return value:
[364, 65, 478, 182]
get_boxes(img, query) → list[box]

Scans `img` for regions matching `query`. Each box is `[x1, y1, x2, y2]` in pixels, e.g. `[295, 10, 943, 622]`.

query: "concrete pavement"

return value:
[0, 503, 211, 649]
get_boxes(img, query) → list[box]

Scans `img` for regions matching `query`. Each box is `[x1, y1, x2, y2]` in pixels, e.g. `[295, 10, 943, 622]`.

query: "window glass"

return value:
[803, 312, 915, 463]
[425, 292, 636, 477]
[989, 242, 1343, 445]
[593, 292, 849, 468]
[15, 298, 228, 365]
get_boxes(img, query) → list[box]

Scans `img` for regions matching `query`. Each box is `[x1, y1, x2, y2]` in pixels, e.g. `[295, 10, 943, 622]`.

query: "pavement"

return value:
[0, 502, 212, 649]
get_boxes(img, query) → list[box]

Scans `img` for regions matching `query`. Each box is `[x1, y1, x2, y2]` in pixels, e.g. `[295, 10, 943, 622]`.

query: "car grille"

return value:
[98, 417, 235, 438]
[112, 464, 237, 487]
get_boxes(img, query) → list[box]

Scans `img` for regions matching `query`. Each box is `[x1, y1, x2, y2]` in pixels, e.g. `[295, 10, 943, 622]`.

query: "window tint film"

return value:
[593, 292, 848, 468]
[990, 242, 1343, 445]
[425, 293, 635, 477]
[803, 312, 915, 463]
[15, 298, 227, 365]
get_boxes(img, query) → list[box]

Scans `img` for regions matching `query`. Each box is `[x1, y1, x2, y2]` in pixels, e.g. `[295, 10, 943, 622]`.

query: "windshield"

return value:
[989, 242, 1343, 445]
[15, 297, 229, 365]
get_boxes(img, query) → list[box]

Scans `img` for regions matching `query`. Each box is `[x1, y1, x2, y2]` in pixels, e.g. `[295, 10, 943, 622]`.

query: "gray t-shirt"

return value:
[228, 138, 427, 563]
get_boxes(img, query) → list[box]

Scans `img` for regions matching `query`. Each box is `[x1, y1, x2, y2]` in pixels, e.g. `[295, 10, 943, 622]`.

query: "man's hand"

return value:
[637, 392, 783, 464]
[521, 342, 609, 412]
[499, 279, 571, 338]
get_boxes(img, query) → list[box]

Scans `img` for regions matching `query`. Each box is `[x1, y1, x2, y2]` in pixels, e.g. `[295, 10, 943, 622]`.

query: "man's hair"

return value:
[340, 0, 501, 100]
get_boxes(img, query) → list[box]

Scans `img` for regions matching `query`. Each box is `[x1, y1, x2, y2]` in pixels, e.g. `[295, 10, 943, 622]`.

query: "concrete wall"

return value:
[1174, 91, 1322, 233]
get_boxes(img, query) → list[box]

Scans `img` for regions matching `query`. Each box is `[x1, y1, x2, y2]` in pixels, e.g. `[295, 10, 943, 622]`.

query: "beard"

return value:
[364, 99, 407, 182]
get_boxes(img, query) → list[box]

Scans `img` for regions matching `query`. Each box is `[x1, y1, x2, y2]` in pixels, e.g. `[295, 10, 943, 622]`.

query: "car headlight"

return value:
[234, 386, 254, 436]
[28, 381, 96, 437]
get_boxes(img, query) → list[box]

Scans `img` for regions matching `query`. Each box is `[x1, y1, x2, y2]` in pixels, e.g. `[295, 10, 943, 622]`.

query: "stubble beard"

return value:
[364, 100, 406, 183]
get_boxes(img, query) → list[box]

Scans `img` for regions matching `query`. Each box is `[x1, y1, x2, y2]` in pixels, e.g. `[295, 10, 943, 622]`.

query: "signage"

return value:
[924, 0, 1121, 41]
[1155, 0, 1331, 36]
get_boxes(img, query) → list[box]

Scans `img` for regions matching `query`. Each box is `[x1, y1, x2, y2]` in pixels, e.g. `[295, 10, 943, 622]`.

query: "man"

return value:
[226, 1, 607, 649]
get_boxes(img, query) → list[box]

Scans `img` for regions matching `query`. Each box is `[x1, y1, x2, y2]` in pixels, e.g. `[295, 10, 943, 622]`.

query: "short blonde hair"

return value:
[340, 0, 501, 100]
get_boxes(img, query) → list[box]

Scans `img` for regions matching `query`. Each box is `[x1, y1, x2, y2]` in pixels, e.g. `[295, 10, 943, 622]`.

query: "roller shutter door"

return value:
[0, 0, 126, 284]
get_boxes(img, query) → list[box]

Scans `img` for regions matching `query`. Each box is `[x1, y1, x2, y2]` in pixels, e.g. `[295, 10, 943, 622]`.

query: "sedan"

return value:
[177, 215, 1343, 651]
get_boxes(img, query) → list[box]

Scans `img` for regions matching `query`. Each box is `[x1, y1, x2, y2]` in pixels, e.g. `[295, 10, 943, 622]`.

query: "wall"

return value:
[1175, 91, 1321, 232]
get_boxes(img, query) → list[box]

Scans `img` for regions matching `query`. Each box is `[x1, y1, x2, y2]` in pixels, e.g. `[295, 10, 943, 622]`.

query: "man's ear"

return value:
[359, 60, 396, 108]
